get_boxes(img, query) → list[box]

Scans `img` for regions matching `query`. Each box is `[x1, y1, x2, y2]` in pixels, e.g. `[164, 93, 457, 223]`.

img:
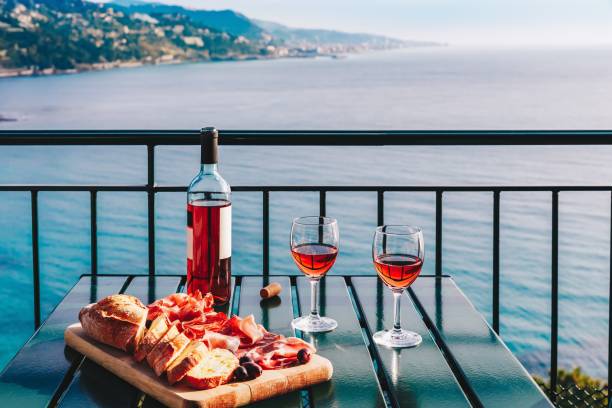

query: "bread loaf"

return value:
[78, 294, 147, 353]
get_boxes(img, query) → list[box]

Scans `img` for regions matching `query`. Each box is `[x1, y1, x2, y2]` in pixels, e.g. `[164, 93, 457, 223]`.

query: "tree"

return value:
[534, 367, 608, 407]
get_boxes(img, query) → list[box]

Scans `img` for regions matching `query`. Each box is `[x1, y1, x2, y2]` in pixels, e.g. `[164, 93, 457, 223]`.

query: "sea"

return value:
[1, 46, 612, 379]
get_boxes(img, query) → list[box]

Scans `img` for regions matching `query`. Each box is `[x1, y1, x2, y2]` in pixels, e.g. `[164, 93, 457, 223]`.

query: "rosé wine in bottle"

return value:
[187, 127, 231, 304]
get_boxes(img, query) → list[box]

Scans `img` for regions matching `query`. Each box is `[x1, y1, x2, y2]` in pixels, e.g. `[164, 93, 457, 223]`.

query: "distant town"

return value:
[0, 0, 441, 78]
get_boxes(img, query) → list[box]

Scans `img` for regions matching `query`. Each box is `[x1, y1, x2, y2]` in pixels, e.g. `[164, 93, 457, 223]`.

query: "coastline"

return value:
[0, 45, 439, 79]
[0, 53, 279, 79]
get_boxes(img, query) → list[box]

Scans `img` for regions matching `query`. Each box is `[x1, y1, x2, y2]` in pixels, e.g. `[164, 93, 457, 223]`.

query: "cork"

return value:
[260, 282, 282, 299]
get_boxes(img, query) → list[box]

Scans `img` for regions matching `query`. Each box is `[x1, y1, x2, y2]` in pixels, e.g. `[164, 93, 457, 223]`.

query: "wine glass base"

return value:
[291, 315, 338, 333]
[373, 329, 422, 348]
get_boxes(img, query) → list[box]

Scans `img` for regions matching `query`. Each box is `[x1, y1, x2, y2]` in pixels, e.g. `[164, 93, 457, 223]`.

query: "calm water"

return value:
[1, 46, 612, 378]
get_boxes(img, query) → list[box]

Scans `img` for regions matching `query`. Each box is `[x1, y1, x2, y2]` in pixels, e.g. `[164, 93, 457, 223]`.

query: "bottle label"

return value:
[219, 205, 232, 259]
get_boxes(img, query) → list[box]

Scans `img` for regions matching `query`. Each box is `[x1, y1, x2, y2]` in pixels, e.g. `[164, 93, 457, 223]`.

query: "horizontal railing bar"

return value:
[2, 130, 612, 145]
[3, 185, 612, 192]
[0, 185, 148, 192]
[131, 185, 612, 192]
[76, 273, 453, 278]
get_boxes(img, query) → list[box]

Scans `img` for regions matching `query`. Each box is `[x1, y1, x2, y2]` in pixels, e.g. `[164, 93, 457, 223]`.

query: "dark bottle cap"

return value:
[201, 127, 219, 164]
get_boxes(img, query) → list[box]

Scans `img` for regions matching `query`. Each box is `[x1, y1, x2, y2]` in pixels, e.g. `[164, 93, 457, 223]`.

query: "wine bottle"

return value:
[187, 127, 231, 304]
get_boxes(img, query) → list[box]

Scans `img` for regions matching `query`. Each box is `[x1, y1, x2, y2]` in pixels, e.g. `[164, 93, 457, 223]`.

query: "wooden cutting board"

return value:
[65, 323, 333, 408]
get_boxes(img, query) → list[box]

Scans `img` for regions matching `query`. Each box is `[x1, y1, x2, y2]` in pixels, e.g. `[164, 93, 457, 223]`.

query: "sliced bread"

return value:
[133, 315, 170, 362]
[166, 340, 209, 385]
[147, 324, 190, 377]
[150, 331, 191, 376]
[182, 348, 239, 390]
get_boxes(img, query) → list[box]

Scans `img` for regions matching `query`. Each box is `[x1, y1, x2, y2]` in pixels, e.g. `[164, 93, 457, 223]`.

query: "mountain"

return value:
[110, 2, 419, 49]
[109, 1, 264, 39]
[253, 19, 430, 49]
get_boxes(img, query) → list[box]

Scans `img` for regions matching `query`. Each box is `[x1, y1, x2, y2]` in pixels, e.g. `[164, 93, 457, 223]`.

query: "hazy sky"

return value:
[142, 0, 612, 46]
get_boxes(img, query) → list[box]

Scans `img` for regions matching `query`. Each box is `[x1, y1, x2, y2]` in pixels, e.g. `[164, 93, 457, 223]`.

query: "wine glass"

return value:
[372, 225, 424, 348]
[290, 216, 339, 333]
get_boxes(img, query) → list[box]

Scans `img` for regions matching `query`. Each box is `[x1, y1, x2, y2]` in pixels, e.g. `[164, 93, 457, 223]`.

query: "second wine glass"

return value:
[372, 225, 424, 348]
[290, 216, 339, 333]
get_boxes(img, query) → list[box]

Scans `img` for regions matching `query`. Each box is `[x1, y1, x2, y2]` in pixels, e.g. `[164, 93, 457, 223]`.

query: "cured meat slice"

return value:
[180, 311, 228, 339]
[250, 328, 283, 348]
[238, 315, 264, 344]
[220, 315, 266, 346]
[203, 331, 240, 353]
[147, 291, 214, 323]
[246, 337, 316, 369]
[147, 291, 227, 340]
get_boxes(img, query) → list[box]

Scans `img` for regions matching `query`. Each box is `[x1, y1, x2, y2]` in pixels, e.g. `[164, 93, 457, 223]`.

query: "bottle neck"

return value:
[200, 163, 218, 174]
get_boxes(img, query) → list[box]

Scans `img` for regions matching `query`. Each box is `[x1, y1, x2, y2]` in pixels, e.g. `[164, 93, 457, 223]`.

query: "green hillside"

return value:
[0, 0, 261, 72]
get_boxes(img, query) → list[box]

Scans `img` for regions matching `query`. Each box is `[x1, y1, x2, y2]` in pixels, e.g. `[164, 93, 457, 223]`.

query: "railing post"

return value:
[436, 190, 443, 276]
[377, 190, 384, 226]
[377, 189, 384, 294]
[608, 190, 612, 399]
[550, 190, 559, 402]
[493, 190, 500, 334]
[263, 190, 269, 277]
[31, 190, 41, 329]
[147, 144, 155, 276]
[318, 190, 326, 244]
[90, 190, 97, 276]
[319, 190, 326, 217]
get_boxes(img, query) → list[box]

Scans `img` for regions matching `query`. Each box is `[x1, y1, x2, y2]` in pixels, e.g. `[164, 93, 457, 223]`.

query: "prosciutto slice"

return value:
[203, 331, 240, 353]
[246, 337, 316, 369]
[219, 315, 265, 346]
[148, 291, 214, 323]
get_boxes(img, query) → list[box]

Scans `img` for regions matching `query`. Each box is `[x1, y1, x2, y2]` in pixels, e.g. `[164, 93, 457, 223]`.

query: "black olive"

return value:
[233, 366, 249, 382]
[242, 362, 263, 379]
[297, 348, 311, 364]
[239, 355, 254, 365]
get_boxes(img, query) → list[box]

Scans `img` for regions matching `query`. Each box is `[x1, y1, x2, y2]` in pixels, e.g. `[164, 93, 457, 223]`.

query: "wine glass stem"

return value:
[310, 278, 320, 319]
[392, 290, 403, 333]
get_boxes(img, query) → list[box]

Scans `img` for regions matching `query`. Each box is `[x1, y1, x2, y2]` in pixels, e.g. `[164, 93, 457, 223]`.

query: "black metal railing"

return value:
[2, 129, 612, 406]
